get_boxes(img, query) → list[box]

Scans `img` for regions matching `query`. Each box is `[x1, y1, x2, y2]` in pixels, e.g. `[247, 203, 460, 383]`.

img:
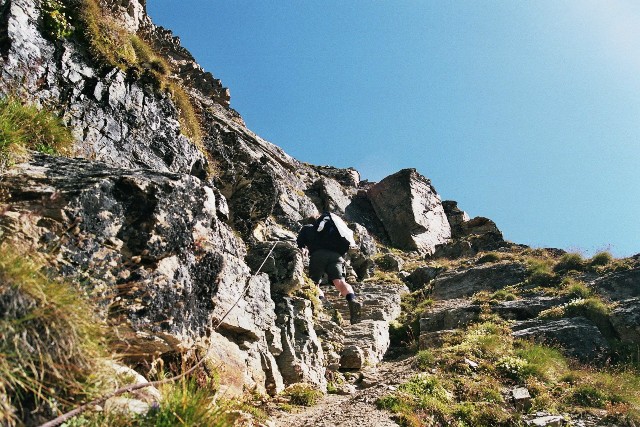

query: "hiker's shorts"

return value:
[308, 249, 345, 283]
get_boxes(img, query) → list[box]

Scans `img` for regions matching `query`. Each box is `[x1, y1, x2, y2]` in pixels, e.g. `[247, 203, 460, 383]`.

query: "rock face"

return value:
[368, 169, 451, 254]
[430, 262, 527, 300]
[0, 154, 282, 395]
[433, 200, 507, 258]
[512, 317, 611, 362]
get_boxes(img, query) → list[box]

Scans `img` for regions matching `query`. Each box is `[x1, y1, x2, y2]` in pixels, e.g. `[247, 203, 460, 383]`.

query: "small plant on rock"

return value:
[41, 0, 74, 40]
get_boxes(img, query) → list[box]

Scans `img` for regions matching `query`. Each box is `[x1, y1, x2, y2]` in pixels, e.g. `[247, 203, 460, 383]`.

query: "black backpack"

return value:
[314, 214, 350, 256]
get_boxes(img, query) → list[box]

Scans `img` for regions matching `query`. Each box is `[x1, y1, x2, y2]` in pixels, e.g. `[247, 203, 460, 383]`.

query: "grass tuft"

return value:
[0, 96, 73, 170]
[282, 383, 323, 407]
[0, 244, 108, 423]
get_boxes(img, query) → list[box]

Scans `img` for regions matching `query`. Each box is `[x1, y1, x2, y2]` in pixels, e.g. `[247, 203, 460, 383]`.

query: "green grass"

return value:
[0, 244, 108, 424]
[62, 378, 236, 426]
[41, 0, 74, 40]
[0, 96, 73, 170]
[553, 252, 585, 273]
[282, 383, 323, 407]
[378, 316, 640, 426]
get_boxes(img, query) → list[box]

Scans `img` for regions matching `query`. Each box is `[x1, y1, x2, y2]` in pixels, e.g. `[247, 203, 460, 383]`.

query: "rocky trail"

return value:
[269, 279, 411, 427]
[271, 356, 414, 427]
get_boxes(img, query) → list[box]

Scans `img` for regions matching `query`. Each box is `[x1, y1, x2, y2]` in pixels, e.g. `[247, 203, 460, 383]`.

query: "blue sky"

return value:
[148, 1, 640, 257]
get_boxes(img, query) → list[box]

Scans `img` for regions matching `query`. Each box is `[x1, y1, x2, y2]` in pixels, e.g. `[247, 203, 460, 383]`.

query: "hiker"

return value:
[296, 212, 362, 324]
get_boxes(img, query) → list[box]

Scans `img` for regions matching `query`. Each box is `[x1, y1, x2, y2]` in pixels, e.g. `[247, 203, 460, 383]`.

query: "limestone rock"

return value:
[340, 321, 390, 369]
[0, 154, 286, 396]
[491, 296, 571, 321]
[367, 169, 451, 254]
[431, 262, 527, 300]
[376, 253, 404, 272]
[405, 265, 444, 291]
[434, 201, 506, 259]
[246, 241, 305, 296]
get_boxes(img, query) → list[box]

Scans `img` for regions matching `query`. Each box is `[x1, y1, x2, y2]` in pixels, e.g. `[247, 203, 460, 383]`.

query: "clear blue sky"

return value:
[148, 1, 640, 258]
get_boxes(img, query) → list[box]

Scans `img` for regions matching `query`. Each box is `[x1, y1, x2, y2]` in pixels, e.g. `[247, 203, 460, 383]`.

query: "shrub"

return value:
[0, 96, 73, 170]
[0, 245, 108, 423]
[399, 374, 450, 404]
[283, 383, 323, 406]
[526, 258, 556, 286]
[569, 385, 618, 408]
[453, 402, 518, 427]
[590, 251, 614, 267]
[142, 379, 230, 427]
[416, 350, 436, 371]
[476, 252, 501, 264]
[561, 278, 591, 298]
[553, 253, 584, 273]
[490, 289, 517, 301]
[515, 342, 568, 383]
[496, 356, 530, 382]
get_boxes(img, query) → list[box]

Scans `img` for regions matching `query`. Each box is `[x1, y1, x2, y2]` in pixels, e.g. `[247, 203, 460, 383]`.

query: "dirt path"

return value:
[270, 356, 415, 427]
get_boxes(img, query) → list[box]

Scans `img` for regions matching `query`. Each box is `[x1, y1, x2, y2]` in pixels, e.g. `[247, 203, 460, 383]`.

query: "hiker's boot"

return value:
[348, 299, 362, 324]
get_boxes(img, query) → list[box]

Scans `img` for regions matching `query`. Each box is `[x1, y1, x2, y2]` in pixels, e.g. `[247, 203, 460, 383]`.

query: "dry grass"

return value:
[0, 244, 109, 424]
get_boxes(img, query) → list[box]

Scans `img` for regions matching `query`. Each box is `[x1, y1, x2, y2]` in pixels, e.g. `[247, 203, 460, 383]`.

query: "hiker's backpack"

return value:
[314, 213, 351, 256]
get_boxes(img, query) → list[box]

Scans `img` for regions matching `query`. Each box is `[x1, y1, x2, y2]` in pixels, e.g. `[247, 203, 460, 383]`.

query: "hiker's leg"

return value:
[331, 278, 354, 296]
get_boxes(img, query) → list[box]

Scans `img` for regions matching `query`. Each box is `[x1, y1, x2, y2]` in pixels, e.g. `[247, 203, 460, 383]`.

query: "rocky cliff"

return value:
[1, 1, 638, 425]
[0, 0, 474, 399]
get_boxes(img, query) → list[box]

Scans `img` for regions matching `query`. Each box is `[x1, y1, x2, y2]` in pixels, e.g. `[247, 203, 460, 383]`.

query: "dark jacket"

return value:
[296, 224, 321, 253]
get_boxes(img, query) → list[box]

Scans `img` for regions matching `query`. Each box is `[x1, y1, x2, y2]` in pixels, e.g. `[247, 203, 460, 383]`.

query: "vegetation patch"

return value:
[41, 0, 74, 40]
[378, 312, 640, 425]
[282, 383, 323, 407]
[0, 244, 108, 424]
[553, 252, 585, 274]
[0, 96, 73, 170]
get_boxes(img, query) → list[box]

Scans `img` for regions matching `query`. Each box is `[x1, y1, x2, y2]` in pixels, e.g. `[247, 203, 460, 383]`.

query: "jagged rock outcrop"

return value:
[367, 169, 451, 254]
[432, 200, 507, 259]
[0, 154, 286, 396]
[3, 2, 638, 419]
[0, 0, 209, 176]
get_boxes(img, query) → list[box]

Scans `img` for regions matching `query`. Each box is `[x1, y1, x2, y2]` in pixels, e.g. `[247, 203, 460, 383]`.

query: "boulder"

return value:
[0, 154, 288, 396]
[376, 253, 404, 272]
[591, 268, 640, 301]
[609, 298, 640, 343]
[491, 296, 571, 321]
[306, 177, 351, 214]
[512, 317, 610, 362]
[442, 200, 470, 238]
[340, 320, 390, 369]
[420, 301, 482, 333]
[405, 265, 444, 291]
[431, 262, 527, 300]
[367, 169, 451, 254]
[246, 241, 305, 295]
